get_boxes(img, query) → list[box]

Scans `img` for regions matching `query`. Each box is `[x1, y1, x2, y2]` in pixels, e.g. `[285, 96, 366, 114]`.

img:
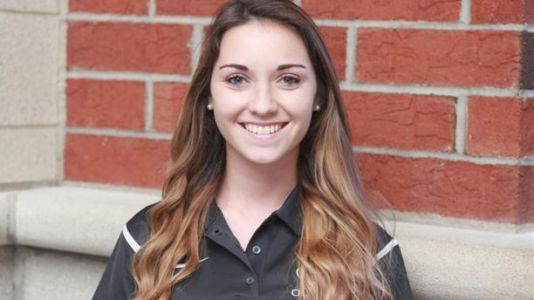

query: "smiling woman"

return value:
[93, 1, 412, 299]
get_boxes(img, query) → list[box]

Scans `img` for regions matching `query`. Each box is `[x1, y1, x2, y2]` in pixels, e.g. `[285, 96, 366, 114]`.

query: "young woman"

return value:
[94, 0, 412, 299]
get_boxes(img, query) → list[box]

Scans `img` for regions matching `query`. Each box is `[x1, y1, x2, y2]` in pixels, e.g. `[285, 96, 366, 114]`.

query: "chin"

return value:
[244, 154, 283, 165]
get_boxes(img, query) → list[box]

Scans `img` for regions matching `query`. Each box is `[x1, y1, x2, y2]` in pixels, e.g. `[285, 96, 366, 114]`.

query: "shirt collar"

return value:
[204, 186, 302, 237]
[273, 186, 301, 236]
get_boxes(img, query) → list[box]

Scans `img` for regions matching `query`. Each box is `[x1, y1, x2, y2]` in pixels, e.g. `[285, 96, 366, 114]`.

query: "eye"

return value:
[280, 75, 301, 87]
[226, 75, 248, 86]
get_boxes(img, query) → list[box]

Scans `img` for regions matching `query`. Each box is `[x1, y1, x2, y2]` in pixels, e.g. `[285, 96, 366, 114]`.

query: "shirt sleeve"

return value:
[92, 232, 136, 300]
[375, 226, 414, 300]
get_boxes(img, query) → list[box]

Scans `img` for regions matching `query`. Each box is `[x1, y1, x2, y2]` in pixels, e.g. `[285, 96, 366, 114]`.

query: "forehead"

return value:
[216, 20, 311, 66]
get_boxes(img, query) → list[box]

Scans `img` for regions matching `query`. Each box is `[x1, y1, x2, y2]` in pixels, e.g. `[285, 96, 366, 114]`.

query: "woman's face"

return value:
[209, 20, 318, 166]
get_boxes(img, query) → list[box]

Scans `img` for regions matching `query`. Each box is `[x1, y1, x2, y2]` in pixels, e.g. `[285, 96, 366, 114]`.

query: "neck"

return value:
[217, 150, 298, 212]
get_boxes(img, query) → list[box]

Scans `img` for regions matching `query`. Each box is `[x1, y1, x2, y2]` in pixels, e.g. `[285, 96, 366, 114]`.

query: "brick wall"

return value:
[64, 0, 533, 224]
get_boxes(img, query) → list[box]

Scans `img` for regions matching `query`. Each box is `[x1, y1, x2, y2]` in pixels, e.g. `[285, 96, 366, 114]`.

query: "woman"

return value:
[94, 0, 412, 299]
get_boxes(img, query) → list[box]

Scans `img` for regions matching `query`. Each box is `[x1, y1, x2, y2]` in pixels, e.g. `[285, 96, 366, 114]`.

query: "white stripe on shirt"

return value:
[122, 224, 141, 253]
[376, 239, 399, 261]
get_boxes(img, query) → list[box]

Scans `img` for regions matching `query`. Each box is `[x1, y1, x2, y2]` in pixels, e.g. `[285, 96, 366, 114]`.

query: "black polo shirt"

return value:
[93, 188, 412, 299]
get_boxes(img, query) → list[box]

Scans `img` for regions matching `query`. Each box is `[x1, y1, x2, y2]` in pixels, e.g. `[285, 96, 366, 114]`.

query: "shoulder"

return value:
[373, 223, 399, 261]
[122, 204, 155, 253]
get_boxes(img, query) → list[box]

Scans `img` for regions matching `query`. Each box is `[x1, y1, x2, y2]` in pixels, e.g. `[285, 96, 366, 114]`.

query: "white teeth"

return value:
[244, 123, 283, 135]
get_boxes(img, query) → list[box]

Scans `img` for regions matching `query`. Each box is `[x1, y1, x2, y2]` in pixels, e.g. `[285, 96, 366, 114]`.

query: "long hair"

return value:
[131, 0, 392, 299]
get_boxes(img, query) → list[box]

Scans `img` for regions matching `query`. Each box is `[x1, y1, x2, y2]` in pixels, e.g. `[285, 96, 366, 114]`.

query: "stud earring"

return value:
[207, 103, 213, 110]
[314, 105, 320, 111]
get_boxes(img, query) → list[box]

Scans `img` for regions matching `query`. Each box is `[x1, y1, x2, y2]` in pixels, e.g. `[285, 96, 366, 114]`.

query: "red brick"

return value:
[467, 96, 534, 157]
[65, 134, 169, 188]
[68, 22, 192, 74]
[319, 26, 346, 80]
[518, 166, 534, 223]
[67, 79, 145, 130]
[357, 29, 521, 88]
[69, 0, 148, 14]
[153, 82, 189, 132]
[357, 154, 521, 222]
[343, 92, 456, 150]
[156, 0, 227, 15]
[302, 0, 460, 21]
[520, 100, 534, 156]
[471, 0, 526, 23]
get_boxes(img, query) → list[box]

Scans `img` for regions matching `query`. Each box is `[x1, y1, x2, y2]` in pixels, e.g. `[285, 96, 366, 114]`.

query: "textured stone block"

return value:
[0, 0, 58, 14]
[16, 186, 157, 256]
[0, 246, 14, 300]
[0, 193, 11, 245]
[15, 247, 106, 300]
[0, 12, 58, 126]
[0, 128, 57, 183]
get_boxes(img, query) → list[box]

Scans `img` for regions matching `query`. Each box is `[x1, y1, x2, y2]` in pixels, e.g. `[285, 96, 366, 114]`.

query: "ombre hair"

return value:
[131, 0, 392, 299]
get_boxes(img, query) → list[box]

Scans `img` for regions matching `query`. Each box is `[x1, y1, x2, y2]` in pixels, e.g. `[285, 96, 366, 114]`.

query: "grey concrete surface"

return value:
[15, 186, 158, 257]
[15, 247, 106, 300]
[0, 192, 10, 245]
[0, 11, 59, 126]
[0, 246, 15, 300]
[2, 186, 533, 299]
[0, 0, 59, 14]
[0, 128, 58, 183]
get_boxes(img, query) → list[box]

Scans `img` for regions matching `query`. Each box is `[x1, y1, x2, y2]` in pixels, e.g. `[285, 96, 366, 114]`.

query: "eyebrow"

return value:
[218, 63, 307, 70]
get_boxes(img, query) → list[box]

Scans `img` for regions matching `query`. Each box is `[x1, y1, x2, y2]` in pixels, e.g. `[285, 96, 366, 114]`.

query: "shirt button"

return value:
[245, 276, 255, 285]
[252, 245, 261, 254]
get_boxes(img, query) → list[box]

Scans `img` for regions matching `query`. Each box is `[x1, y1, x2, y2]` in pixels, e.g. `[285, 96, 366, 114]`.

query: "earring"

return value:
[314, 105, 320, 111]
[207, 103, 213, 110]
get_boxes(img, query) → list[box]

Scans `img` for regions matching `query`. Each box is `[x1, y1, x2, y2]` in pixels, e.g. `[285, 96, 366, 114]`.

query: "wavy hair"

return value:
[131, 0, 392, 299]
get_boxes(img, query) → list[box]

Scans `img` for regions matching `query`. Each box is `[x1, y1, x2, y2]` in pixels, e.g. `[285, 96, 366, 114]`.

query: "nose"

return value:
[248, 82, 277, 115]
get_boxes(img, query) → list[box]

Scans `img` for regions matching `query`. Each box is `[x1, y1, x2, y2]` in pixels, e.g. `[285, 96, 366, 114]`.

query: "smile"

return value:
[241, 123, 287, 135]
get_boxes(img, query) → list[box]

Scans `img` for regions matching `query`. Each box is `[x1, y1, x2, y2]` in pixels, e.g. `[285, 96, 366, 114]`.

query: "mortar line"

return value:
[67, 70, 191, 82]
[148, 0, 156, 17]
[65, 13, 530, 32]
[455, 95, 468, 154]
[339, 82, 526, 98]
[67, 13, 213, 24]
[313, 20, 526, 31]
[352, 146, 531, 166]
[345, 26, 357, 83]
[460, 0, 472, 24]
[66, 127, 172, 140]
[190, 24, 205, 73]
[145, 81, 154, 131]
[57, 0, 69, 184]
[6, 192, 17, 245]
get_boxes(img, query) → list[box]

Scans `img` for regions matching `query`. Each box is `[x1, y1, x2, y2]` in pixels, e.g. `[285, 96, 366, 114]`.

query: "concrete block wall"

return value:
[0, 0, 61, 186]
[0, 187, 532, 299]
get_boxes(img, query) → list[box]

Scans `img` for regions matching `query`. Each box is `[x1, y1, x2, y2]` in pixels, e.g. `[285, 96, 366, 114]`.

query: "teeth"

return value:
[244, 123, 283, 135]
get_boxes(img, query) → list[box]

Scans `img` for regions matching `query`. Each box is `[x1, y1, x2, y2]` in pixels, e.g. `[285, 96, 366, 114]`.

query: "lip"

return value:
[238, 122, 289, 140]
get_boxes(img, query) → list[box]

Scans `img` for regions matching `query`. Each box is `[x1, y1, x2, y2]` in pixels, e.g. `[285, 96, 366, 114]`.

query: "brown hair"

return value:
[132, 0, 392, 299]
